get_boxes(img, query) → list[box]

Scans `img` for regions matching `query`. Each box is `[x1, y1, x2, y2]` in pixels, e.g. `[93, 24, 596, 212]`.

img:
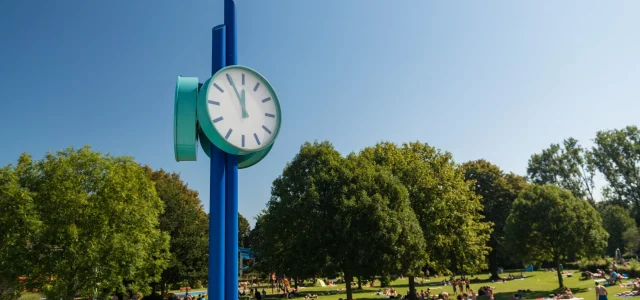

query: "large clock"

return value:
[197, 65, 281, 156]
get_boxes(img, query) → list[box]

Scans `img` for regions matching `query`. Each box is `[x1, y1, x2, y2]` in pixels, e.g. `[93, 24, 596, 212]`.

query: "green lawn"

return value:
[244, 271, 634, 300]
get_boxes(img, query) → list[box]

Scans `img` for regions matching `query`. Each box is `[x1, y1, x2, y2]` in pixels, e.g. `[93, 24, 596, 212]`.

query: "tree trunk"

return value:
[634, 203, 640, 230]
[488, 248, 501, 280]
[555, 257, 564, 288]
[294, 277, 298, 289]
[450, 249, 458, 275]
[408, 276, 418, 300]
[345, 270, 353, 300]
[357, 276, 362, 289]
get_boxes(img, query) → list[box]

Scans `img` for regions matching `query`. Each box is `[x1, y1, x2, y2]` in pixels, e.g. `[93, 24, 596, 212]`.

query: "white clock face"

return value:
[206, 67, 280, 152]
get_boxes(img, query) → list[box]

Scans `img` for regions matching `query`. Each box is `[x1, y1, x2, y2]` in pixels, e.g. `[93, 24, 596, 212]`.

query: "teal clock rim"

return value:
[197, 65, 282, 156]
[198, 128, 273, 169]
[174, 76, 199, 162]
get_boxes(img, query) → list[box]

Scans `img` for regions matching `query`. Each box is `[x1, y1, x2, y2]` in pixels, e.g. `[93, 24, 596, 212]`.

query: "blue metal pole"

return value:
[224, 154, 238, 300]
[225, 0, 237, 65]
[224, 1, 239, 300]
[209, 24, 226, 300]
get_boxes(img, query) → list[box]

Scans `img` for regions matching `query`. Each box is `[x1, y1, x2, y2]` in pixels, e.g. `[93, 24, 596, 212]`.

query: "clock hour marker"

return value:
[213, 83, 224, 93]
[261, 97, 272, 103]
[253, 133, 261, 145]
[265, 113, 276, 118]
[213, 117, 224, 123]
[253, 82, 260, 92]
[242, 73, 245, 85]
[262, 125, 272, 135]
[208, 100, 220, 106]
[225, 128, 233, 139]
[241, 135, 245, 147]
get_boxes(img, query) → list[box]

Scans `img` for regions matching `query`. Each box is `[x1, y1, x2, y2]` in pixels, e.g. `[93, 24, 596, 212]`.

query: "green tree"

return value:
[461, 160, 528, 280]
[15, 147, 169, 299]
[256, 141, 426, 300]
[504, 184, 608, 288]
[360, 142, 491, 299]
[599, 205, 636, 256]
[590, 126, 640, 223]
[238, 213, 250, 248]
[0, 165, 41, 300]
[146, 168, 208, 295]
[336, 154, 426, 300]
[527, 138, 596, 205]
[623, 227, 640, 256]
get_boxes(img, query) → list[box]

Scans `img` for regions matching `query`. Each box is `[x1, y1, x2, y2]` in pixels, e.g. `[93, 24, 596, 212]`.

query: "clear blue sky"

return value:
[2, 1, 639, 226]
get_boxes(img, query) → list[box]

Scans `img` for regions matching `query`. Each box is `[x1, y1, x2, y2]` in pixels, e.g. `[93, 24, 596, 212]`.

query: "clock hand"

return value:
[240, 89, 249, 118]
[226, 73, 244, 108]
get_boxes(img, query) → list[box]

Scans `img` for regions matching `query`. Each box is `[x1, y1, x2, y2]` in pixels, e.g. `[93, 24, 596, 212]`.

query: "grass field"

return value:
[18, 271, 634, 300]
[239, 271, 634, 300]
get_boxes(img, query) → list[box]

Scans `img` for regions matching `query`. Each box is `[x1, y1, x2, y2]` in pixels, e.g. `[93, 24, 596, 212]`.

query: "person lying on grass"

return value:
[615, 279, 640, 297]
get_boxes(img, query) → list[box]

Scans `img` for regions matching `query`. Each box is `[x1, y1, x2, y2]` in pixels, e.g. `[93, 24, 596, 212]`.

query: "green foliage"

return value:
[238, 213, 251, 248]
[623, 227, 640, 256]
[146, 168, 208, 294]
[590, 126, 640, 222]
[461, 160, 528, 279]
[527, 138, 596, 205]
[16, 294, 41, 300]
[576, 257, 614, 271]
[577, 257, 640, 278]
[379, 275, 391, 288]
[599, 204, 637, 255]
[0, 165, 40, 299]
[360, 142, 491, 300]
[360, 142, 491, 275]
[255, 141, 426, 300]
[505, 184, 608, 288]
[191, 280, 203, 289]
[6, 147, 169, 300]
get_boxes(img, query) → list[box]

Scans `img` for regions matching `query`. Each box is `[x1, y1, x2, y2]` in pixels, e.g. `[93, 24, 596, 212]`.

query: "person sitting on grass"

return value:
[609, 269, 624, 284]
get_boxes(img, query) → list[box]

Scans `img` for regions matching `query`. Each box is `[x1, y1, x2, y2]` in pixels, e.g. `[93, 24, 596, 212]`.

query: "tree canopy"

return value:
[12, 147, 170, 300]
[504, 184, 608, 288]
[146, 168, 208, 294]
[254, 141, 426, 300]
[359, 142, 491, 299]
[527, 138, 596, 205]
[239, 213, 251, 248]
[599, 204, 637, 256]
[461, 160, 528, 280]
[0, 166, 40, 299]
[590, 126, 640, 222]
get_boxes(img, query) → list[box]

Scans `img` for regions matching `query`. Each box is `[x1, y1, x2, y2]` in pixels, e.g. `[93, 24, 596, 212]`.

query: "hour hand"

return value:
[240, 89, 249, 118]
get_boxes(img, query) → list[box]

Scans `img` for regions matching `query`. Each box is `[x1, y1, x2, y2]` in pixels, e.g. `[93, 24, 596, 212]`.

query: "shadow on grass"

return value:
[265, 288, 376, 299]
[492, 287, 589, 300]
[384, 276, 537, 288]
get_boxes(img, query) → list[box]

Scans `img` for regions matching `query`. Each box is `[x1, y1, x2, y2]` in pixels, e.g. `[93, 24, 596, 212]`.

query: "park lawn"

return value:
[252, 271, 633, 300]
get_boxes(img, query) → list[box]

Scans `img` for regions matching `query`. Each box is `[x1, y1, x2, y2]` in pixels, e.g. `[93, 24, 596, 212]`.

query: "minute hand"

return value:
[226, 74, 249, 118]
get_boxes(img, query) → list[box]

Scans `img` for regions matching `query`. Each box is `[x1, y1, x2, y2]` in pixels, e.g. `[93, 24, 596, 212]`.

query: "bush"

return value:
[577, 257, 614, 272]
[170, 281, 189, 291]
[192, 280, 203, 289]
[380, 275, 392, 287]
[578, 257, 640, 278]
